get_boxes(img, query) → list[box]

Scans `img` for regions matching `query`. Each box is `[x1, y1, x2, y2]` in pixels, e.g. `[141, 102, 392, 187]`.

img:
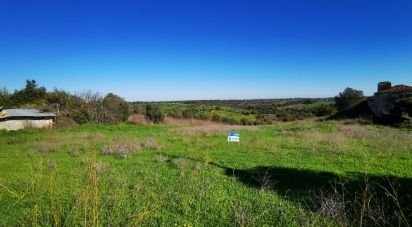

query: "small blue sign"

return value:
[228, 132, 240, 142]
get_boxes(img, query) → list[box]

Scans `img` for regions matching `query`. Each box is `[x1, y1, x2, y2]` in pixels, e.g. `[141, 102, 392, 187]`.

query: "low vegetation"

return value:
[132, 98, 337, 125]
[3, 80, 409, 127]
[0, 120, 411, 225]
[1, 80, 337, 127]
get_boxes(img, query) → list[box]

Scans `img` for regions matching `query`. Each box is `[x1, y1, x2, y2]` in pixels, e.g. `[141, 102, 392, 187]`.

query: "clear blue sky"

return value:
[0, 0, 411, 101]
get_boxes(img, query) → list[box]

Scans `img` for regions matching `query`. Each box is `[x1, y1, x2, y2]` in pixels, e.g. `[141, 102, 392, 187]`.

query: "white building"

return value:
[0, 108, 56, 130]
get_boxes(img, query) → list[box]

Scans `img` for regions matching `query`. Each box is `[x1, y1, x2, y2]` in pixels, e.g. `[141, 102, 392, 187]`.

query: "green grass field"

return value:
[1, 120, 411, 226]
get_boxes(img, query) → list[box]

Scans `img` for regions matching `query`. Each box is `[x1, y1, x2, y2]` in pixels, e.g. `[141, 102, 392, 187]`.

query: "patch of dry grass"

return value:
[171, 124, 258, 136]
[300, 131, 349, 153]
[95, 161, 110, 173]
[337, 124, 412, 150]
[127, 114, 149, 125]
[338, 124, 375, 139]
[142, 138, 161, 150]
[36, 141, 61, 153]
[35, 132, 106, 153]
[101, 142, 141, 158]
[294, 122, 412, 154]
[172, 158, 187, 169]
[100, 136, 161, 158]
[163, 117, 219, 126]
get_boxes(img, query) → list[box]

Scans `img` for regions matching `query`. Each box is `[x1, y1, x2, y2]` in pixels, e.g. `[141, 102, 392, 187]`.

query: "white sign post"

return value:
[228, 132, 240, 142]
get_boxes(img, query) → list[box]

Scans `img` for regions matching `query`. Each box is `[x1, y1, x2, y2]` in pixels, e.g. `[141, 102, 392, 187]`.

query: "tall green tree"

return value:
[103, 93, 130, 123]
[11, 80, 47, 107]
[335, 87, 364, 111]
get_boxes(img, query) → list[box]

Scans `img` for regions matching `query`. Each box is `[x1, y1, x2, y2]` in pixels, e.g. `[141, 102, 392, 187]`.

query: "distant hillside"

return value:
[130, 98, 336, 125]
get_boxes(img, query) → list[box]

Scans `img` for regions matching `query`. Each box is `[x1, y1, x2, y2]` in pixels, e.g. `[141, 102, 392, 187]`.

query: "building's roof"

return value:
[0, 109, 56, 119]
[381, 85, 412, 93]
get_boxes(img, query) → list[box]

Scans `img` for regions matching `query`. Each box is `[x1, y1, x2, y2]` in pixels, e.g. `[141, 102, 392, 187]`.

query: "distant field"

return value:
[131, 98, 336, 125]
[1, 120, 411, 226]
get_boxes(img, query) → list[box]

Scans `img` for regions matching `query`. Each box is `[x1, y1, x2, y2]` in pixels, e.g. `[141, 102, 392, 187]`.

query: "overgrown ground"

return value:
[1, 120, 411, 226]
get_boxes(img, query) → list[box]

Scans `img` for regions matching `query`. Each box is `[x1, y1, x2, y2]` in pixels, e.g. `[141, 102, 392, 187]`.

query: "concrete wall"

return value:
[368, 92, 412, 119]
[368, 94, 399, 118]
[0, 119, 54, 131]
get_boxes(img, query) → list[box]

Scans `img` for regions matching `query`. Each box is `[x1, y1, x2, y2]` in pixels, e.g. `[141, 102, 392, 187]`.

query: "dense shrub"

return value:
[212, 113, 221, 122]
[182, 109, 193, 119]
[240, 117, 253, 125]
[130, 104, 146, 115]
[54, 116, 79, 128]
[194, 112, 209, 120]
[311, 103, 336, 117]
[0, 88, 11, 108]
[145, 104, 165, 123]
[221, 117, 239, 125]
[168, 109, 183, 118]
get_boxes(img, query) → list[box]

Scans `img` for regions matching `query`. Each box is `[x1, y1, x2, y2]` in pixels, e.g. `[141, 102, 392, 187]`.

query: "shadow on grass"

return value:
[159, 153, 412, 225]
[225, 165, 412, 226]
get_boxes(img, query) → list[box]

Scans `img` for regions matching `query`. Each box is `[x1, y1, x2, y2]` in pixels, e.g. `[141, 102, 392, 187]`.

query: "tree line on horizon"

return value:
[0, 79, 374, 127]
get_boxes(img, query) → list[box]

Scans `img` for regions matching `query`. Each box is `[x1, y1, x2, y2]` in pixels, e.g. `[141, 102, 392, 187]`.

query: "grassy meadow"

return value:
[1, 119, 412, 226]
